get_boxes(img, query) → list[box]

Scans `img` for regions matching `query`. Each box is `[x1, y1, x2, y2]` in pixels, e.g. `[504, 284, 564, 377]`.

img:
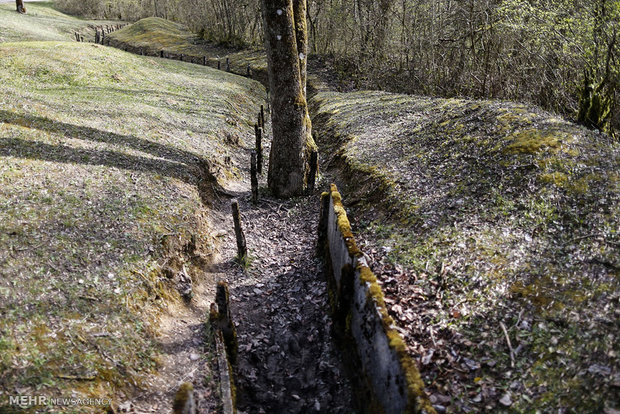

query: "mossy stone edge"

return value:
[323, 184, 435, 414]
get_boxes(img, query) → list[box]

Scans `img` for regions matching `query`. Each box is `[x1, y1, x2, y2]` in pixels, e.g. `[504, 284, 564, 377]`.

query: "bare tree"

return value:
[262, 0, 316, 197]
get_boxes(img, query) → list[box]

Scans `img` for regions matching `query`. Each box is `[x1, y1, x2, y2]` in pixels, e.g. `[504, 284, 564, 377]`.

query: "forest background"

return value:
[54, 0, 619, 133]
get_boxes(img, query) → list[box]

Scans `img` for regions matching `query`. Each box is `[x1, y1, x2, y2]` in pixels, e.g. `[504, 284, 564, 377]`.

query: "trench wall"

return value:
[319, 184, 435, 414]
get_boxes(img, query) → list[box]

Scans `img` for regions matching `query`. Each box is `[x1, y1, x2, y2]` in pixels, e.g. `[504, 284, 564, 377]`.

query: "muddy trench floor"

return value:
[209, 178, 356, 414]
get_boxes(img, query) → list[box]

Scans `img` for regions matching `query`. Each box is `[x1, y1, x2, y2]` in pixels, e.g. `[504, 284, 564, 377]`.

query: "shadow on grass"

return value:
[0, 110, 202, 165]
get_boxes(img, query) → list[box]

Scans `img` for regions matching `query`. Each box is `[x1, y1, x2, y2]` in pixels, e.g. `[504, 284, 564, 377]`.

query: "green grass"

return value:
[107, 17, 268, 82]
[311, 90, 620, 412]
[0, 2, 121, 43]
[0, 38, 265, 410]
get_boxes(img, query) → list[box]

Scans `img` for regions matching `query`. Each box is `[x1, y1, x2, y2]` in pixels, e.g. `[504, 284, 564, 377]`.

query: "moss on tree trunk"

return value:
[292, 0, 308, 100]
[262, 0, 316, 198]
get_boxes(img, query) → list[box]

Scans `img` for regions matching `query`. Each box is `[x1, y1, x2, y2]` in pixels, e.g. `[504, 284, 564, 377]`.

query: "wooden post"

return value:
[218, 60, 221, 70]
[226, 57, 230, 72]
[251, 151, 258, 205]
[214, 281, 238, 363]
[308, 150, 318, 193]
[80, 35, 84, 42]
[231, 200, 247, 263]
[160, 50, 164, 58]
[203, 56, 207, 66]
[260, 105, 265, 128]
[255, 124, 263, 175]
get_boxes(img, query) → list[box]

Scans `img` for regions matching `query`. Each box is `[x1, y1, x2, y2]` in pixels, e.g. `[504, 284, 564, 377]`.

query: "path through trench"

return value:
[208, 159, 356, 413]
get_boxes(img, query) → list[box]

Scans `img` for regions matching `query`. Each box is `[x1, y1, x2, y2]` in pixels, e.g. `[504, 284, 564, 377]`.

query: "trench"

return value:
[94, 34, 358, 411]
[209, 159, 358, 413]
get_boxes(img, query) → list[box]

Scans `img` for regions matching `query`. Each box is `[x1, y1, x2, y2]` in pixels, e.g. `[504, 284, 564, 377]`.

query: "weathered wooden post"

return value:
[160, 50, 164, 58]
[251, 151, 259, 205]
[80, 35, 84, 42]
[308, 150, 318, 193]
[214, 281, 238, 363]
[255, 124, 263, 175]
[226, 57, 230, 72]
[231, 200, 247, 264]
[203, 56, 207, 66]
[260, 105, 265, 128]
[217, 60, 221, 70]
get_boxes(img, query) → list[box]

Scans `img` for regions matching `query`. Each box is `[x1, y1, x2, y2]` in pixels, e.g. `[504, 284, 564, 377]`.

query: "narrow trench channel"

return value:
[84, 40, 355, 412]
[207, 179, 359, 414]
[227, 190, 356, 414]
[210, 140, 357, 413]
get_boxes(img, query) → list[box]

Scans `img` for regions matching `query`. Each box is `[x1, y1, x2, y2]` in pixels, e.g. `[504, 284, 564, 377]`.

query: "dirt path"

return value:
[207, 139, 356, 413]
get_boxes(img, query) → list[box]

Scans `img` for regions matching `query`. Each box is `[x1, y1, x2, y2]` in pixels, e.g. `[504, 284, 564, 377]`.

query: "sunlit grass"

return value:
[0, 2, 121, 43]
[0, 38, 265, 409]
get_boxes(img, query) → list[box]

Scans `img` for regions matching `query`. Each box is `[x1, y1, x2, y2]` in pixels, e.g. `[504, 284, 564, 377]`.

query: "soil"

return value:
[118, 297, 220, 413]
[207, 148, 357, 414]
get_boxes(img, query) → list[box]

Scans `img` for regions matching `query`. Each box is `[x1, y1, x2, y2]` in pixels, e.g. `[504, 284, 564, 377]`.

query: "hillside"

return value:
[2, 5, 618, 413]
[0, 39, 265, 411]
[106, 17, 267, 82]
[0, 2, 120, 43]
[311, 90, 620, 412]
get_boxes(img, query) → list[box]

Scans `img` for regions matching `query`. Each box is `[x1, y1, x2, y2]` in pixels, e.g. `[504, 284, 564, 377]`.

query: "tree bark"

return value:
[292, 0, 308, 99]
[16, 0, 26, 14]
[262, 0, 316, 198]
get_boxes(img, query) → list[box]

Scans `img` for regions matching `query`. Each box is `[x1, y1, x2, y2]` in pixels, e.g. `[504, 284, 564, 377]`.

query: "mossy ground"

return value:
[0, 2, 121, 43]
[0, 21, 265, 411]
[311, 90, 619, 412]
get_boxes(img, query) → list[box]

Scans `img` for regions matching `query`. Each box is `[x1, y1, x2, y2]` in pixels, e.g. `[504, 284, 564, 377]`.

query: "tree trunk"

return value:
[292, 0, 308, 99]
[16, 0, 26, 14]
[262, 0, 316, 198]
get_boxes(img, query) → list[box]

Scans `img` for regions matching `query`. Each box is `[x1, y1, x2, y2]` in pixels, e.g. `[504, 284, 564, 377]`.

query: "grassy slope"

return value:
[0, 37, 264, 410]
[311, 91, 619, 412]
[107, 17, 267, 79]
[0, 2, 120, 43]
